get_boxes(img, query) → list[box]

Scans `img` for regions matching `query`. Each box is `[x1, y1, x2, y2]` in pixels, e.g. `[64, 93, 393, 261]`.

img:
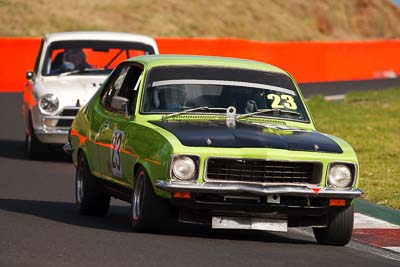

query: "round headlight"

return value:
[39, 94, 59, 114]
[328, 164, 352, 188]
[172, 156, 196, 181]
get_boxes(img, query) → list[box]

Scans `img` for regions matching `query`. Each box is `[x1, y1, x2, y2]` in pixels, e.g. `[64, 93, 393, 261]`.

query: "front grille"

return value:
[59, 107, 79, 116]
[56, 119, 73, 127]
[206, 158, 322, 184]
[55, 107, 80, 127]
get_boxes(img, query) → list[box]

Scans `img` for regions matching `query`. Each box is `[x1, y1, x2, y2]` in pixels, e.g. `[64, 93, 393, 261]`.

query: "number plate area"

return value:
[212, 216, 288, 232]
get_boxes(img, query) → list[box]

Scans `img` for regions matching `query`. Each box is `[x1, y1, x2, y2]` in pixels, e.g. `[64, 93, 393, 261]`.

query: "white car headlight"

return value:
[39, 94, 59, 114]
[171, 155, 197, 181]
[328, 164, 352, 188]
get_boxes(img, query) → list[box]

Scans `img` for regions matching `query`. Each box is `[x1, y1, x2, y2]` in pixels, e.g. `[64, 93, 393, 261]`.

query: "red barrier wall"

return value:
[1, 37, 399, 92]
[0, 38, 41, 92]
[157, 38, 400, 82]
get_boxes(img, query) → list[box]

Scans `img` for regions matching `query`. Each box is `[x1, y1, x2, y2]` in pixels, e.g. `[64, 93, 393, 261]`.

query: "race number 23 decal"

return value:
[267, 94, 298, 110]
[110, 130, 124, 177]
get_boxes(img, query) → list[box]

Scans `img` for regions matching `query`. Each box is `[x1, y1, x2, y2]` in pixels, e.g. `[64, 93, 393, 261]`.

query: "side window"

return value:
[115, 65, 143, 115]
[100, 65, 131, 110]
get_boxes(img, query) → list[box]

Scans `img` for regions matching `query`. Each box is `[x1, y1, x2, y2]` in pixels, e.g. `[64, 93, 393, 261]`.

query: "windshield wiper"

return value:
[163, 106, 227, 120]
[58, 68, 108, 77]
[236, 108, 301, 119]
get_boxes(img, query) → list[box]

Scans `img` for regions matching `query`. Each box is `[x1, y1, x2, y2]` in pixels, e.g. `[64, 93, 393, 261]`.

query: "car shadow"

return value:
[0, 198, 131, 232]
[0, 139, 27, 160]
[0, 198, 316, 245]
[0, 139, 71, 162]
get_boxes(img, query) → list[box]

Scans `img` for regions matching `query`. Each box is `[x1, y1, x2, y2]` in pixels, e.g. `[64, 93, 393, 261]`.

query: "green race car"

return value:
[66, 55, 362, 245]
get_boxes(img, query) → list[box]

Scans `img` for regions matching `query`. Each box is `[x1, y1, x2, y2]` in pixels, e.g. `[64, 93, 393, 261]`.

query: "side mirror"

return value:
[111, 96, 130, 116]
[26, 71, 35, 81]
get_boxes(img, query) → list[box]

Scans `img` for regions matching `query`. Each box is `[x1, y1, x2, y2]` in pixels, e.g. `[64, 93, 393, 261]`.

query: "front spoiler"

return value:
[35, 128, 68, 144]
[155, 180, 363, 198]
[63, 142, 73, 155]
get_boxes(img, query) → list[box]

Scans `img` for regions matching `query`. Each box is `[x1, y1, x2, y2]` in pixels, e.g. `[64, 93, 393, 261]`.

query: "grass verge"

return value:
[307, 88, 400, 209]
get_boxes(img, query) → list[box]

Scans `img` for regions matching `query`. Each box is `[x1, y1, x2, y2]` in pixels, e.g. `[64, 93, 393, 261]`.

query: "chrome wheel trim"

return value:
[132, 173, 145, 221]
[76, 161, 84, 205]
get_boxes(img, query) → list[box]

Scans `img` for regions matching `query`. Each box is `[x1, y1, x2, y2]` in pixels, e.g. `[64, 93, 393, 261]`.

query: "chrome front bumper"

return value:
[35, 128, 69, 144]
[155, 180, 363, 198]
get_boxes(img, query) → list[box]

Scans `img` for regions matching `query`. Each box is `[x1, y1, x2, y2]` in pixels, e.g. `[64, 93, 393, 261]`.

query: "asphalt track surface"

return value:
[1, 80, 400, 267]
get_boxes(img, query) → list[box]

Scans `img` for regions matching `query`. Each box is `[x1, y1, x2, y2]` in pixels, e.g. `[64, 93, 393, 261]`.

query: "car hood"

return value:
[34, 76, 106, 106]
[151, 120, 343, 153]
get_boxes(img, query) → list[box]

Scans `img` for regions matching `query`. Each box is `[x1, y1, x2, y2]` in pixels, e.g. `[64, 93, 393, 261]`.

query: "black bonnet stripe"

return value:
[152, 121, 342, 153]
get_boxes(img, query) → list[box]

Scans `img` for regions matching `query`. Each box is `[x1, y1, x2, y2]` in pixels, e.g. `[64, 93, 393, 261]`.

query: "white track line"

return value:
[354, 213, 400, 229]
[384, 247, 400, 253]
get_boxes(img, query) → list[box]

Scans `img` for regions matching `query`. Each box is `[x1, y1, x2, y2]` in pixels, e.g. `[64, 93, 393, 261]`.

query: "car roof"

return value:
[44, 31, 158, 47]
[130, 55, 287, 74]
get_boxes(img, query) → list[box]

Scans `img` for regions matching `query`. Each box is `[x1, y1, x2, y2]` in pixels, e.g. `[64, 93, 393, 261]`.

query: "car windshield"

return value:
[141, 66, 309, 122]
[42, 40, 155, 76]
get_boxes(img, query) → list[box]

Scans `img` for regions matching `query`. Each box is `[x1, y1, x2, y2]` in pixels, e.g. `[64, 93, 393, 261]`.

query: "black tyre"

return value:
[75, 154, 110, 216]
[26, 114, 47, 160]
[313, 204, 354, 246]
[130, 167, 171, 232]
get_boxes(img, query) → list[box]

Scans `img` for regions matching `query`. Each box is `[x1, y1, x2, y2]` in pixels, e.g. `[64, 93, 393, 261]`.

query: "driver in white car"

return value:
[51, 48, 91, 74]
[64, 49, 91, 70]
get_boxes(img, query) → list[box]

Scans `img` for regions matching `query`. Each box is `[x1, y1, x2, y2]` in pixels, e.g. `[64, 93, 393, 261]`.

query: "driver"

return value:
[64, 49, 91, 70]
[154, 85, 187, 111]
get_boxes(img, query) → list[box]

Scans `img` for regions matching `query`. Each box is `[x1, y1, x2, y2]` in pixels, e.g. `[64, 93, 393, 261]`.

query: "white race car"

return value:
[23, 31, 159, 159]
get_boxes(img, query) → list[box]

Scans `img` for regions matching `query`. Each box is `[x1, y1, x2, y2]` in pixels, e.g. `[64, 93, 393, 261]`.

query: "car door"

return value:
[107, 65, 143, 186]
[93, 63, 143, 185]
[89, 63, 131, 179]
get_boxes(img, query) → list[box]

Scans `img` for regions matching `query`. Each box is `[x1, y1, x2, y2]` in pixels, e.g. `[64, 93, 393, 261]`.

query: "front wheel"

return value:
[313, 204, 354, 246]
[130, 167, 171, 232]
[75, 154, 110, 216]
[26, 115, 47, 159]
